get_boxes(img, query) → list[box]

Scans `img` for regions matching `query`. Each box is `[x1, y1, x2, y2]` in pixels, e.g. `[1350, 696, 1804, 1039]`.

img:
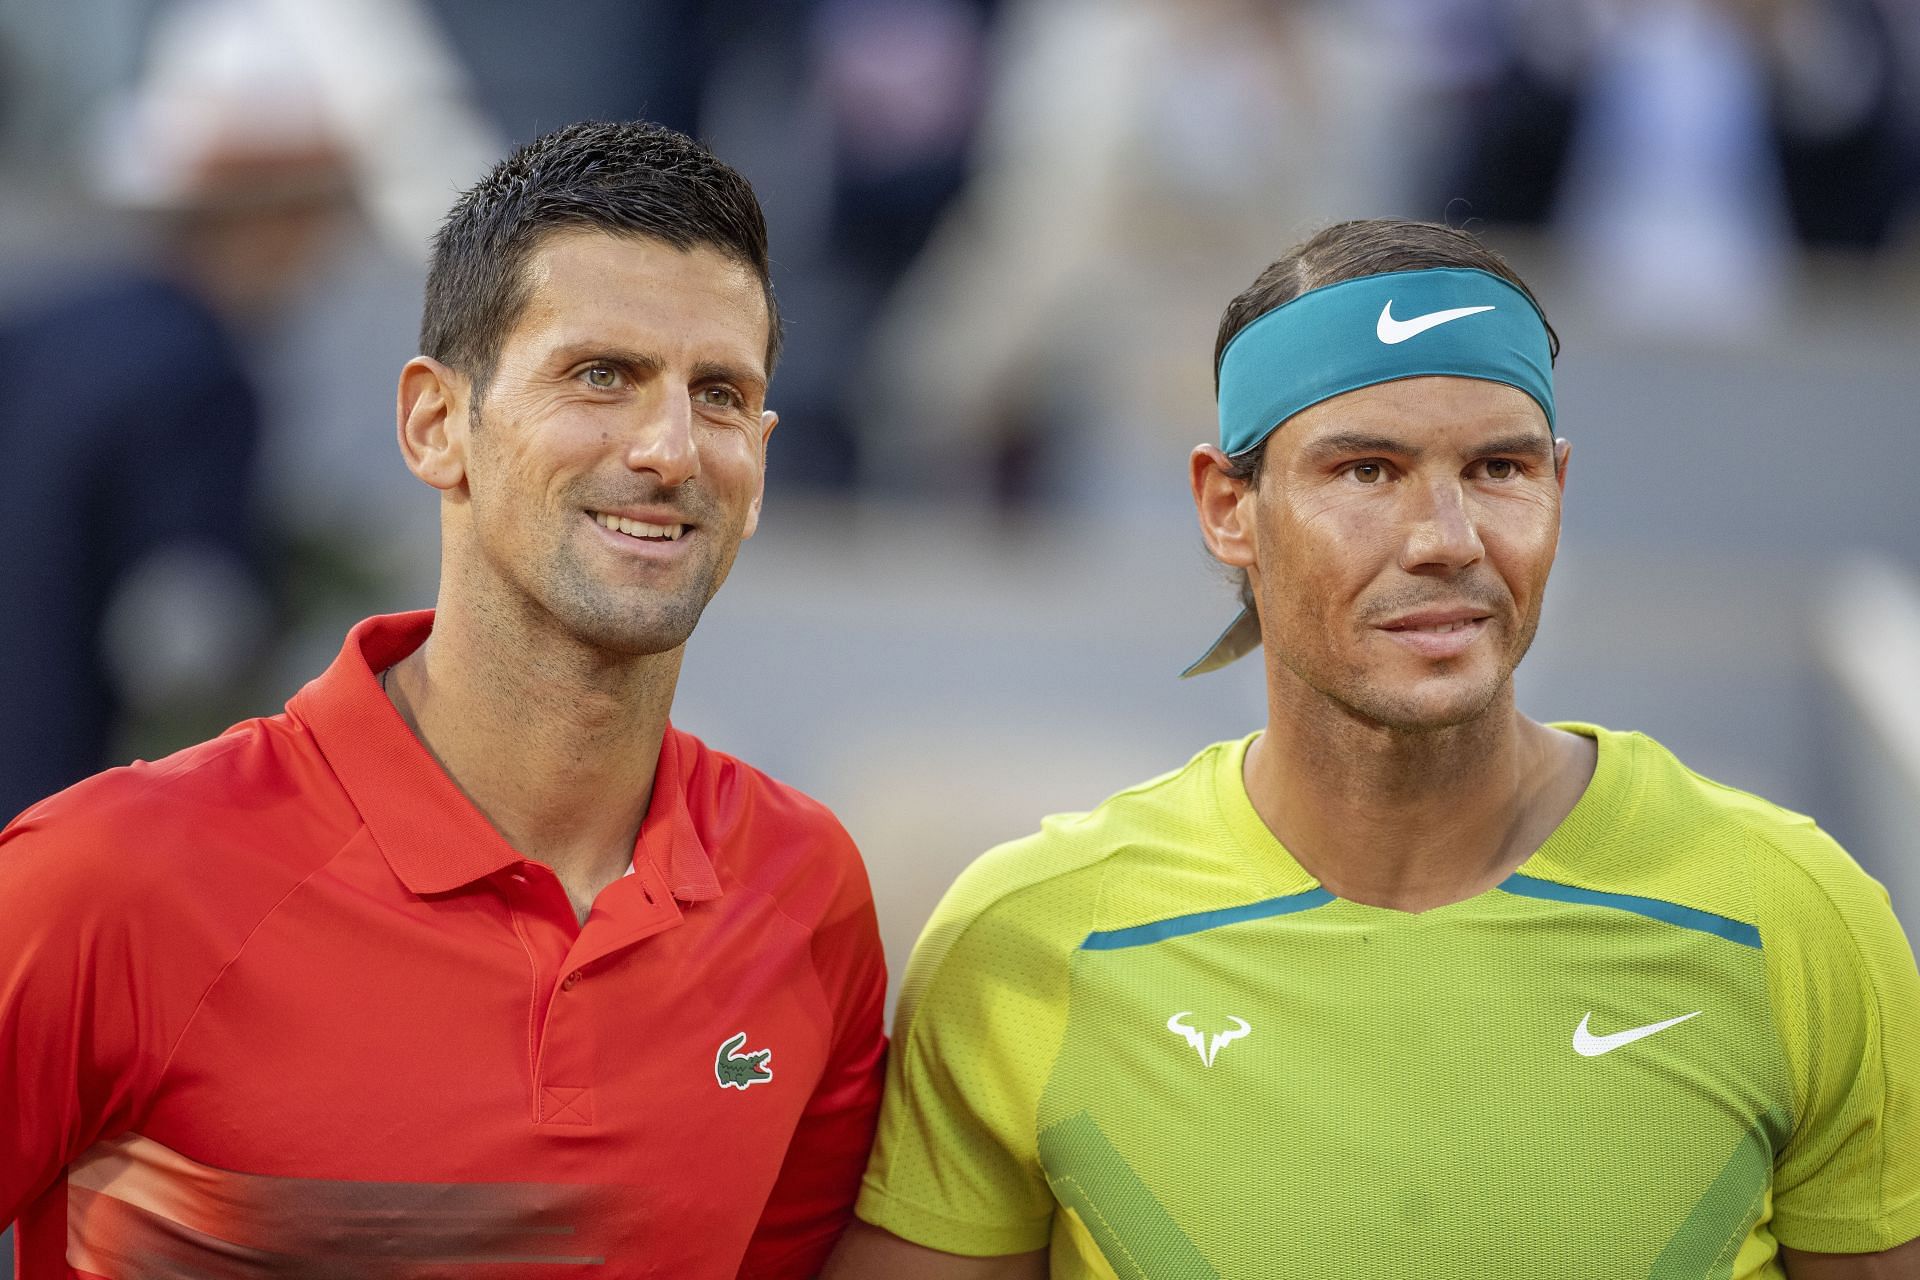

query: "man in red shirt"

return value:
[0, 120, 887, 1278]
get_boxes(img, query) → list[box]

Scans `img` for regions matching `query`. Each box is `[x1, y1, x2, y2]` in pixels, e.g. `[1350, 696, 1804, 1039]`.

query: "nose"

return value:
[1398, 476, 1484, 574]
[622, 383, 699, 487]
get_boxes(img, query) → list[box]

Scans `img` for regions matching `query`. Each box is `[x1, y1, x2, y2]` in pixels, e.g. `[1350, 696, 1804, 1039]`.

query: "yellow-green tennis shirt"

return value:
[857, 725, 1920, 1278]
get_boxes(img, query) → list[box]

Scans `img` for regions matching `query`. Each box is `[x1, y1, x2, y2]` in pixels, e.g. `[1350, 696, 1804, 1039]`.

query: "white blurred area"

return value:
[0, 0, 1917, 1025]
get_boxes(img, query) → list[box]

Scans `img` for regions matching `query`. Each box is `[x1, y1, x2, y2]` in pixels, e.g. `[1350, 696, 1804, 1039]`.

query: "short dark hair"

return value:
[1213, 219, 1559, 619]
[420, 120, 782, 400]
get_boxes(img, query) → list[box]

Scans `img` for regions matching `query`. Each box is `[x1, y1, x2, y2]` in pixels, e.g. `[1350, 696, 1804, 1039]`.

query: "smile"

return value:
[1375, 614, 1491, 659]
[1390, 619, 1478, 635]
[591, 511, 686, 542]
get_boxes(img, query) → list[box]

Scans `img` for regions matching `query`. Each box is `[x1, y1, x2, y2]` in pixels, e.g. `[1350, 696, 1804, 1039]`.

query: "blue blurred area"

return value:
[0, 271, 263, 821]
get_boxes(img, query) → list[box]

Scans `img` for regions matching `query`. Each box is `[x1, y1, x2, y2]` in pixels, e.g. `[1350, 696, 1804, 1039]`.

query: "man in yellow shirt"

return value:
[828, 219, 1920, 1279]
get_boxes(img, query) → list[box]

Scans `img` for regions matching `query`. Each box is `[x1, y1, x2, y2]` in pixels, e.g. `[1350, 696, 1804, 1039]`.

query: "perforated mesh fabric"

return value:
[856, 728, 1920, 1277]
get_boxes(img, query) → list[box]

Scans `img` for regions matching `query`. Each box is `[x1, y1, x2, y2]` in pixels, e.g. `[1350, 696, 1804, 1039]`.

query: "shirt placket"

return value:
[501, 855, 686, 1128]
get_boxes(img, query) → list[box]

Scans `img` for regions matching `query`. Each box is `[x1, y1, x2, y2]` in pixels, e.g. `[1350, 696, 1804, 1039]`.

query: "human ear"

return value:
[740, 410, 778, 540]
[1191, 444, 1257, 570]
[397, 357, 469, 492]
[1554, 438, 1572, 496]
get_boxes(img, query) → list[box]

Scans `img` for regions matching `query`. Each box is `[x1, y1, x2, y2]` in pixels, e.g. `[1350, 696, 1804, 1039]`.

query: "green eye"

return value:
[584, 366, 619, 389]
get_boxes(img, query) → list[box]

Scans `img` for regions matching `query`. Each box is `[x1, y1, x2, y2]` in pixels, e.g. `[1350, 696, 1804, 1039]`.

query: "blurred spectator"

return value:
[1443, 0, 1918, 334]
[0, 0, 357, 821]
[849, 0, 1433, 508]
[409, 0, 996, 491]
[1758, 0, 1914, 248]
[420, 0, 712, 140]
[736, 0, 997, 490]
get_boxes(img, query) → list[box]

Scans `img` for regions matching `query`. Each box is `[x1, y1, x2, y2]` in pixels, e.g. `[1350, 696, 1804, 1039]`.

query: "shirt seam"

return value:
[745, 878, 841, 1051]
[145, 823, 373, 1110]
[893, 845, 1133, 1046]
[1747, 822, 1891, 1223]
[502, 894, 546, 1121]
[1208, 732, 1287, 901]
[857, 1181, 1053, 1245]
[1772, 1181, 1920, 1251]
[888, 850, 1107, 1211]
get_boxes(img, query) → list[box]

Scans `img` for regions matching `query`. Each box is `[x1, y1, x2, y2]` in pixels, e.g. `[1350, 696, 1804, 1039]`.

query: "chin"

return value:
[582, 611, 704, 657]
[1329, 672, 1510, 734]
[541, 590, 710, 657]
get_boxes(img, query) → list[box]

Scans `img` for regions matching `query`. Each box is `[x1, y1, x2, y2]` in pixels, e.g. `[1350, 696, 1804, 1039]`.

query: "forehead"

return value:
[1273, 376, 1549, 457]
[509, 228, 770, 372]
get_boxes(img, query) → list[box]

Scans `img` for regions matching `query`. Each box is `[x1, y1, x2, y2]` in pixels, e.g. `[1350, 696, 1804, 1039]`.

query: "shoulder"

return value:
[669, 726, 870, 920]
[676, 727, 853, 843]
[1, 711, 360, 931]
[937, 735, 1252, 936]
[1616, 728, 1894, 933]
[895, 739, 1243, 1034]
[1534, 726, 1891, 945]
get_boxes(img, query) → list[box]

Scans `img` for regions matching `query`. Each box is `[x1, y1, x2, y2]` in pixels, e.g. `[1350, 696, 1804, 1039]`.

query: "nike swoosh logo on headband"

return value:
[1376, 302, 1497, 345]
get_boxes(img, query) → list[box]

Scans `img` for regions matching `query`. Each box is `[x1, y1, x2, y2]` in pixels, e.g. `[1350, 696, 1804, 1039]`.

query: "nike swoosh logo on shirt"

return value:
[1376, 302, 1496, 344]
[1572, 1010, 1702, 1057]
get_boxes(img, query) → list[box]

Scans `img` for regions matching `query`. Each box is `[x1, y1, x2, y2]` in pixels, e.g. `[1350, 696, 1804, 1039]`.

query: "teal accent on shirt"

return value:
[1501, 872, 1764, 949]
[1081, 888, 1335, 950]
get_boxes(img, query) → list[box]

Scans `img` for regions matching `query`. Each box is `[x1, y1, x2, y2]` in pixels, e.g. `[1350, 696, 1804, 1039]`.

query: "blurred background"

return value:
[1, 0, 1918, 1243]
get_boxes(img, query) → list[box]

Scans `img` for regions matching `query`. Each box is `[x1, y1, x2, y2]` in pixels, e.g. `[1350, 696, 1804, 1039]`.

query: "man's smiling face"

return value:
[1241, 376, 1568, 731]
[450, 228, 775, 657]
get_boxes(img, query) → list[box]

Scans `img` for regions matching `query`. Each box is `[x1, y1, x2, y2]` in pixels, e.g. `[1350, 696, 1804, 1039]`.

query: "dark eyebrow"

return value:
[1470, 432, 1556, 462]
[692, 359, 767, 397]
[1300, 432, 1424, 464]
[550, 343, 663, 379]
[546, 346, 767, 402]
[1300, 429, 1554, 466]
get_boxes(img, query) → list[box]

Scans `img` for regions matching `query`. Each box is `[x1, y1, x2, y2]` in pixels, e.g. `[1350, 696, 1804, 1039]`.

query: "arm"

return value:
[823, 1220, 1047, 1280]
[1782, 1237, 1920, 1279]
[735, 870, 890, 1279]
[1762, 826, 1920, 1260]
[0, 819, 139, 1218]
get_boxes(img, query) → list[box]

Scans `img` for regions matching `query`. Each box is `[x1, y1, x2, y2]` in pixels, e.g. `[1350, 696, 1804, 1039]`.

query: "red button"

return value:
[561, 971, 582, 990]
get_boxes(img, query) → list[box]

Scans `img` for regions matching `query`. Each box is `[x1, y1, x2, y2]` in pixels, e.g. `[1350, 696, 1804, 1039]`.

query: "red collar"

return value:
[291, 611, 722, 903]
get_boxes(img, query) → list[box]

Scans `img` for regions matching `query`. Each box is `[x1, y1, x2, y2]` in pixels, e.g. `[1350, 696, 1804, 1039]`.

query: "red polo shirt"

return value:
[1, 611, 887, 1278]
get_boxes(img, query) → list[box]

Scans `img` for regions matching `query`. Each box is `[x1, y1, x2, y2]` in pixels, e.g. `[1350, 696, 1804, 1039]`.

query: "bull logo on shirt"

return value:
[715, 1032, 774, 1089]
[1167, 1012, 1252, 1067]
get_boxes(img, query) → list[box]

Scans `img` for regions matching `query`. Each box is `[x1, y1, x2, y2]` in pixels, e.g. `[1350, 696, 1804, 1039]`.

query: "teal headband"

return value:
[1216, 266, 1555, 457]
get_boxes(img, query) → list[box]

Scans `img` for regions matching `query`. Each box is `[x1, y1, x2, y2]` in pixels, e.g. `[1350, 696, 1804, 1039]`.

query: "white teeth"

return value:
[594, 512, 684, 541]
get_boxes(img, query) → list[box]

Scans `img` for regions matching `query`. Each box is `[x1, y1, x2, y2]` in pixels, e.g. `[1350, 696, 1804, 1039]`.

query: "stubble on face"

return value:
[468, 412, 749, 659]
[452, 232, 772, 664]
[1250, 379, 1561, 737]
[1264, 565, 1544, 735]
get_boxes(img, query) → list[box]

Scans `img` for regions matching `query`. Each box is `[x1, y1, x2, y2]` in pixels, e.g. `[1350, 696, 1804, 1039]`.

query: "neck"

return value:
[385, 587, 681, 912]
[1243, 670, 1592, 912]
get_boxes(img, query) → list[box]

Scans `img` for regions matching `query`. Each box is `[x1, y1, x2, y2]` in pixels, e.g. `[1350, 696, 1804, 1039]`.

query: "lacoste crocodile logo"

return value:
[715, 1032, 774, 1089]
[1167, 1012, 1251, 1067]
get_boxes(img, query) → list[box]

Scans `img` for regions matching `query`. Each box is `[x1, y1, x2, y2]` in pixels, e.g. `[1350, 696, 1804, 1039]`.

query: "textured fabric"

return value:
[857, 726, 1920, 1277]
[1, 612, 888, 1279]
[1214, 266, 1556, 456]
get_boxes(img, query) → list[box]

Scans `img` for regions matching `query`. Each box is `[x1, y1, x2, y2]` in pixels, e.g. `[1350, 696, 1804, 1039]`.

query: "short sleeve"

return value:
[855, 853, 1082, 1257]
[1760, 824, 1920, 1252]
[0, 815, 162, 1217]
[735, 834, 890, 1279]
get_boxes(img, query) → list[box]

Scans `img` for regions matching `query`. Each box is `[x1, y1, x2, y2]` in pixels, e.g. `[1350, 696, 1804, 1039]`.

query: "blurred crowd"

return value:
[0, 0, 1917, 819]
